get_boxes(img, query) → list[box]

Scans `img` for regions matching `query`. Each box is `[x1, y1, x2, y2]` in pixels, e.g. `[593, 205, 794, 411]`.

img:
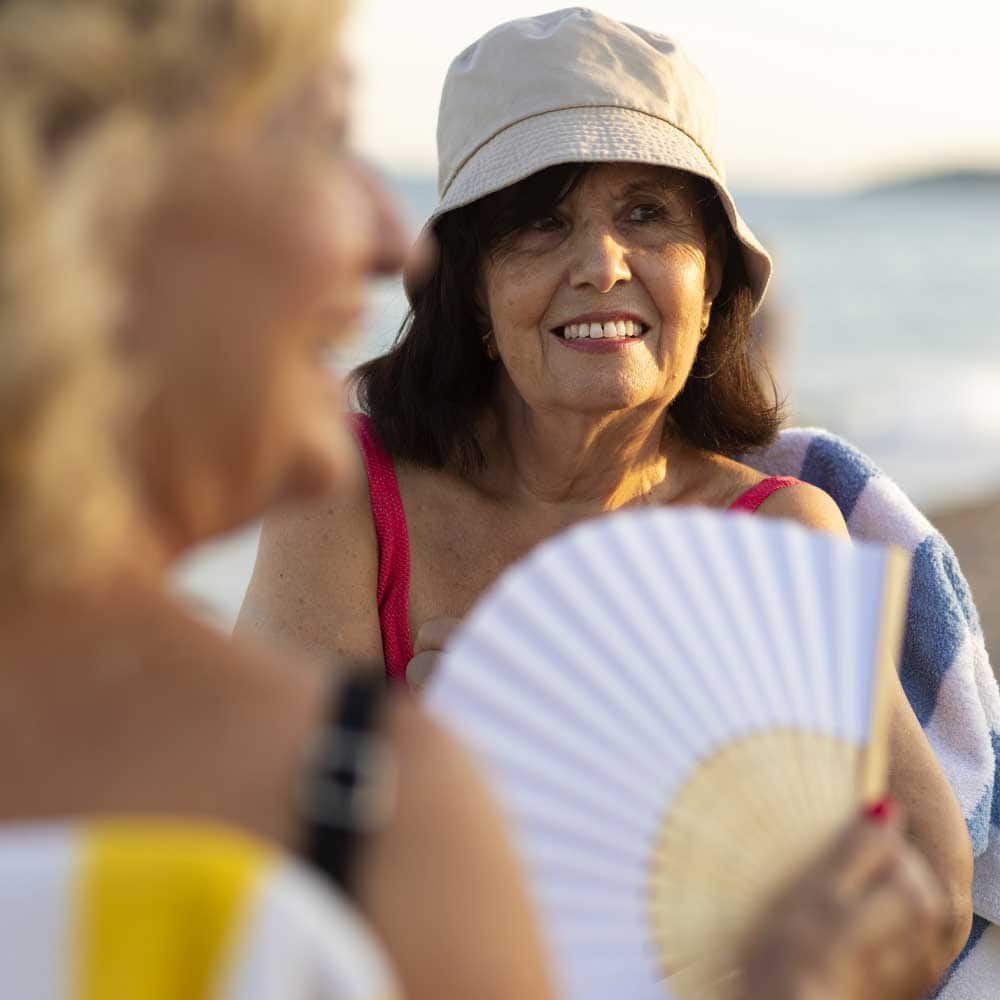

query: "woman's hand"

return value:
[406, 617, 462, 691]
[742, 801, 954, 1000]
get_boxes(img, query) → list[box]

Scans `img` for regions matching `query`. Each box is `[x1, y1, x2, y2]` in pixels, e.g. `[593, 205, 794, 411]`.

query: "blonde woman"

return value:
[0, 3, 955, 999]
[0, 3, 552, 999]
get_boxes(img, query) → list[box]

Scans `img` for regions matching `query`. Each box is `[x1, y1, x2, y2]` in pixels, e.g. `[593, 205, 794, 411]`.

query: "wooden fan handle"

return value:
[859, 545, 912, 803]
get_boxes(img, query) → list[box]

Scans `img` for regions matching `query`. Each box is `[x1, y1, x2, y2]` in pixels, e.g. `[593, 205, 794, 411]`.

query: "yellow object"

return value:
[77, 822, 268, 1000]
[0, 819, 398, 1000]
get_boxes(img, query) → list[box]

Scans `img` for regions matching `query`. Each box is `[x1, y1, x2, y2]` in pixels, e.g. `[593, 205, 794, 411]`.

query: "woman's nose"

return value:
[354, 162, 409, 277]
[567, 226, 631, 293]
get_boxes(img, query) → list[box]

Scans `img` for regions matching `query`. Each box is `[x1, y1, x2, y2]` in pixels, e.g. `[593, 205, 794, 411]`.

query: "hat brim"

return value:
[421, 105, 772, 311]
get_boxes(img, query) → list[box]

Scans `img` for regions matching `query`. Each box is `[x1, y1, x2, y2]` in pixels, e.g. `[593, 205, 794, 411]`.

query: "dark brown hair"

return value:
[354, 163, 782, 471]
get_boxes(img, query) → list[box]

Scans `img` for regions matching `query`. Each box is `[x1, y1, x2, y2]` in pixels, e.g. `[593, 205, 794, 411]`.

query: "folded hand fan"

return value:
[425, 507, 910, 1000]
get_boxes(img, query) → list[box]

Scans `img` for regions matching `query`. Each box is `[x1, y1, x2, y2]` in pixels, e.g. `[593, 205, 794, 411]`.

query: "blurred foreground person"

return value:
[0, 2, 551, 998]
[0, 2, 956, 999]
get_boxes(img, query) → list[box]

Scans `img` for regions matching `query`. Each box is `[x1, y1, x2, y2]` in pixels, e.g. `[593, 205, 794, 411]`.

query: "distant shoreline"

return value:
[856, 167, 1000, 198]
[388, 166, 1000, 202]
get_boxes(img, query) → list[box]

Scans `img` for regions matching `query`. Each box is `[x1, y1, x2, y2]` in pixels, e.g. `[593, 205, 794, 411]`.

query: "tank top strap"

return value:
[728, 476, 801, 514]
[348, 413, 413, 682]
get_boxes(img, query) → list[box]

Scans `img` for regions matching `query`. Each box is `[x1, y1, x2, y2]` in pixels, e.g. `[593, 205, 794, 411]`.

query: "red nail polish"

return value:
[863, 796, 896, 823]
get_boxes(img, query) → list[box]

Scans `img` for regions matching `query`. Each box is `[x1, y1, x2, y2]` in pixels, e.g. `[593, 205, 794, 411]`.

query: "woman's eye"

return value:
[628, 203, 666, 223]
[526, 214, 564, 233]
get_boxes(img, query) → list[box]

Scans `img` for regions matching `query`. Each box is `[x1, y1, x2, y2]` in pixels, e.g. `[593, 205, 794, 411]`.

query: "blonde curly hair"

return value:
[0, 0, 344, 586]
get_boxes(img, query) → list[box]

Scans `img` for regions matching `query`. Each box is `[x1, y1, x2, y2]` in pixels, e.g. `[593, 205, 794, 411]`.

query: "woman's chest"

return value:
[405, 501, 539, 628]
[393, 458, 760, 637]
[397, 476, 563, 630]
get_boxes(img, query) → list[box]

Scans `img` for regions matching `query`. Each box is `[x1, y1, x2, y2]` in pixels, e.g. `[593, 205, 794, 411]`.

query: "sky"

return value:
[343, 0, 1000, 192]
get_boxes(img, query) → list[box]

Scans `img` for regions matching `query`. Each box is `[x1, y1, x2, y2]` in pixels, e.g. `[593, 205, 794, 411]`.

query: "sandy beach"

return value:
[931, 494, 1000, 665]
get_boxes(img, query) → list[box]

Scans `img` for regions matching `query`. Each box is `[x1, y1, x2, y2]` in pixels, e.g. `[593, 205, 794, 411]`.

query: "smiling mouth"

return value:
[555, 319, 649, 340]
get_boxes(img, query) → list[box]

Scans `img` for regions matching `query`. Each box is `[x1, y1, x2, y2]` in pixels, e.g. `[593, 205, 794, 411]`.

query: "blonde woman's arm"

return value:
[356, 695, 555, 1000]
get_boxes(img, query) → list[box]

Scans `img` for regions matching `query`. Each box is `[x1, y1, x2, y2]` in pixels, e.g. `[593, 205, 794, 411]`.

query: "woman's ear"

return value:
[701, 225, 727, 333]
[472, 265, 492, 333]
[704, 223, 727, 303]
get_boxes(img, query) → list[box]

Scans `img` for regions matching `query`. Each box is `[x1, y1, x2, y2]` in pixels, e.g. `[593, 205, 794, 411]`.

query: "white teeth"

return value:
[560, 320, 645, 339]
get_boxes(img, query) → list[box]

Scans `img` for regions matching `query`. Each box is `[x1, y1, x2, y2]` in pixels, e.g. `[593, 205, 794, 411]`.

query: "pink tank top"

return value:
[350, 414, 799, 683]
[350, 414, 413, 682]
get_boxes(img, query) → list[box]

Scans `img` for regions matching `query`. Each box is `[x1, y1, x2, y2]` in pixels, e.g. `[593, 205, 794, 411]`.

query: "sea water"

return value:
[175, 175, 1000, 626]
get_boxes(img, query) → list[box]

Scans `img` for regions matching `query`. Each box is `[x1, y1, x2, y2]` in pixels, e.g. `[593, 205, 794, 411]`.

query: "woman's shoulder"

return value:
[0, 586, 332, 842]
[738, 472, 848, 538]
[706, 455, 848, 538]
[261, 434, 376, 567]
[235, 441, 382, 660]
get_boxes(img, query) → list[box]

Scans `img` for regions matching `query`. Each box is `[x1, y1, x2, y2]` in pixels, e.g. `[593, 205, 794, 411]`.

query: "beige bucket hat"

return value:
[423, 7, 772, 309]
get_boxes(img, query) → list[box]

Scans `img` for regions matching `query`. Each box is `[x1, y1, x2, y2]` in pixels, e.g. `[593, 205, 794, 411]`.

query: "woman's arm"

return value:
[235, 457, 384, 667]
[885, 678, 973, 958]
[758, 482, 974, 962]
[356, 696, 555, 1000]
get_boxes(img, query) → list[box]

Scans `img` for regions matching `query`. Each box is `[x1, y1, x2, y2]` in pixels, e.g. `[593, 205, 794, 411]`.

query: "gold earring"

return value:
[482, 329, 499, 361]
[700, 302, 713, 338]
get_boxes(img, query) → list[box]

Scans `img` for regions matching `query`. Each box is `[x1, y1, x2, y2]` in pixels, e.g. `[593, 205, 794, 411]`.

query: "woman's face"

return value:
[482, 163, 720, 421]
[123, 59, 406, 548]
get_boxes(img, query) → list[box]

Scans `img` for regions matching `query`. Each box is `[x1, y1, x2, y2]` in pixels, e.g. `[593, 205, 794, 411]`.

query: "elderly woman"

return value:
[240, 7, 973, 978]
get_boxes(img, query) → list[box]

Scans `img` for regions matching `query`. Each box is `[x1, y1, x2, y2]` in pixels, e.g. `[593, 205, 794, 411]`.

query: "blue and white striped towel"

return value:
[746, 427, 1000, 997]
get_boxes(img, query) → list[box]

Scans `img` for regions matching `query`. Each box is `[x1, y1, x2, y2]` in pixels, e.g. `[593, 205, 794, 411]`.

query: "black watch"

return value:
[299, 669, 396, 894]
